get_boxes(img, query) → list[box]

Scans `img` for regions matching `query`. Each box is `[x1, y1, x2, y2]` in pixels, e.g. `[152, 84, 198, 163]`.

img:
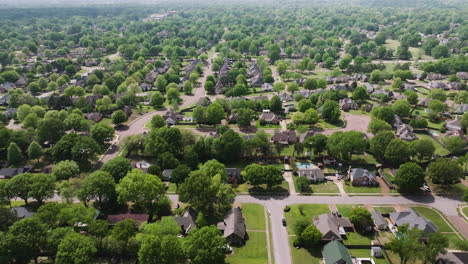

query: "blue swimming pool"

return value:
[296, 163, 313, 169]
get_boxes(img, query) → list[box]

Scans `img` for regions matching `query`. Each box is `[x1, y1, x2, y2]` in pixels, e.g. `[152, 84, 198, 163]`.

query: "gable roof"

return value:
[390, 208, 438, 237]
[371, 211, 387, 227]
[11, 207, 34, 219]
[174, 207, 197, 234]
[314, 214, 353, 241]
[322, 240, 353, 264]
[396, 124, 418, 141]
[217, 207, 246, 240]
[349, 168, 376, 181]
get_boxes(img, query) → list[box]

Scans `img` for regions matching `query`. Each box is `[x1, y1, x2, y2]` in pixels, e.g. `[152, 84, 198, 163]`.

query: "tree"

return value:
[193, 106, 205, 125]
[204, 80, 215, 94]
[112, 110, 128, 125]
[29, 173, 55, 205]
[443, 136, 466, 155]
[171, 164, 191, 186]
[7, 142, 22, 165]
[427, 158, 463, 184]
[303, 134, 328, 156]
[304, 78, 317, 90]
[116, 169, 166, 221]
[296, 176, 310, 193]
[387, 225, 424, 264]
[392, 77, 403, 90]
[237, 108, 254, 127]
[78, 170, 116, 209]
[167, 87, 180, 104]
[428, 99, 446, 114]
[368, 118, 392, 135]
[90, 123, 115, 145]
[428, 88, 447, 102]
[184, 226, 227, 264]
[409, 139, 435, 162]
[276, 61, 287, 75]
[178, 171, 215, 213]
[155, 75, 167, 92]
[151, 115, 166, 128]
[268, 44, 280, 63]
[384, 138, 410, 165]
[183, 81, 193, 95]
[372, 106, 394, 124]
[243, 164, 283, 189]
[27, 141, 43, 161]
[327, 131, 367, 161]
[370, 70, 384, 83]
[298, 99, 312, 112]
[214, 130, 244, 162]
[6, 173, 32, 205]
[351, 86, 368, 101]
[0, 207, 16, 231]
[205, 103, 225, 125]
[392, 100, 411, 117]
[53, 160, 80, 181]
[298, 225, 322, 248]
[421, 232, 448, 264]
[431, 45, 450, 59]
[56, 232, 97, 264]
[395, 162, 425, 193]
[101, 157, 132, 182]
[321, 100, 340, 123]
[270, 95, 282, 112]
[303, 109, 319, 124]
[396, 44, 412, 60]
[5, 218, 47, 263]
[349, 207, 373, 232]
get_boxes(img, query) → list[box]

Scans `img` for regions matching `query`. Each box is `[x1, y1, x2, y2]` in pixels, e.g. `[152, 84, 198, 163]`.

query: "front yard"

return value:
[343, 181, 382, 194]
[284, 204, 330, 234]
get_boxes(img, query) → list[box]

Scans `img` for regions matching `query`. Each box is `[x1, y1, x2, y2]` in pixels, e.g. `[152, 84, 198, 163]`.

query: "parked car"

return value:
[422, 183, 431, 192]
[325, 176, 334, 181]
[282, 219, 287, 226]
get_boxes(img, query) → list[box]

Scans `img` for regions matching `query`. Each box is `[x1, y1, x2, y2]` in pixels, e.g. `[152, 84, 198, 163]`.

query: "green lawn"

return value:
[430, 183, 465, 195]
[443, 233, 465, 249]
[463, 207, 468, 218]
[351, 153, 378, 165]
[411, 207, 452, 232]
[318, 119, 344, 129]
[233, 181, 289, 194]
[241, 203, 266, 230]
[373, 206, 396, 214]
[280, 145, 294, 156]
[255, 120, 281, 129]
[99, 118, 112, 126]
[344, 231, 375, 246]
[284, 204, 330, 234]
[343, 181, 382, 193]
[336, 204, 362, 217]
[226, 232, 268, 264]
[296, 125, 309, 134]
[349, 249, 390, 264]
[414, 133, 449, 156]
[310, 181, 340, 193]
[166, 183, 177, 193]
[289, 236, 322, 264]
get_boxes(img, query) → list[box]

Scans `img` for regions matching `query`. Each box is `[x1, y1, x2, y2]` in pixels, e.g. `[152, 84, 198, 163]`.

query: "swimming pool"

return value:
[296, 163, 314, 169]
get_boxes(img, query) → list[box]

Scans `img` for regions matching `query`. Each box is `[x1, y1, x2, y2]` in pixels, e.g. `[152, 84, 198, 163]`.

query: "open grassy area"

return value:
[411, 207, 452, 232]
[284, 204, 330, 234]
[255, 120, 281, 129]
[430, 183, 465, 195]
[289, 236, 322, 264]
[233, 181, 289, 194]
[373, 206, 396, 214]
[414, 133, 449, 156]
[296, 125, 309, 134]
[343, 181, 382, 193]
[463, 207, 468, 218]
[99, 118, 112, 126]
[344, 231, 375, 245]
[351, 153, 378, 165]
[241, 203, 265, 230]
[310, 181, 340, 193]
[318, 119, 344, 129]
[336, 204, 362, 217]
[349, 249, 390, 264]
[166, 182, 177, 193]
[226, 232, 268, 264]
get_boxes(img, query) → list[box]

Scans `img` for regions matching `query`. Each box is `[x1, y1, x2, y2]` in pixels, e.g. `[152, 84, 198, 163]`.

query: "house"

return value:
[3, 108, 17, 119]
[226, 168, 242, 183]
[322, 240, 353, 264]
[227, 113, 238, 124]
[259, 110, 280, 124]
[296, 78, 307, 86]
[0, 82, 16, 93]
[314, 214, 354, 242]
[396, 124, 418, 141]
[85, 112, 103, 123]
[390, 209, 438, 238]
[413, 73, 424, 81]
[339, 98, 357, 111]
[283, 102, 297, 113]
[163, 110, 183, 125]
[418, 98, 432, 108]
[162, 169, 173, 181]
[436, 252, 468, 264]
[248, 63, 261, 78]
[393, 115, 403, 128]
[141, 83, 152, 91]
[354, 74, 369, 82]
[450, 82, 464, 90]
[456, 72, 468, 80]
[446, 118, 462, 131]
[297, 164, 324, 182]
[174, 207, 198, 235]
[453, 104, 468, 114]
[296, 89, 313, 98]
[428, 82, 448, 90]
[272, 130, 297, 145]
[0, 93, 11, 106]
[107, 214, 149, 227]
[261, 83, 273, 92]
[11, 207, 34, 219]
[0, 166, 32, 180]
[331, 84, 347, 92]
[334, 76, 350, 84]
[372, 89, 394, 98]
[427, 73, 444, 81]
[371, 246, 383, 258]
[217, 207, 247, 245]
[371, 211, 387, 230]
[348, 168, 378, 187]
[251, 73, 264, 87]
[278, 92, 293, 102]
[323, 156, 336, 165]
[145, 70, 158, 83]
[363, 83, 374, 93]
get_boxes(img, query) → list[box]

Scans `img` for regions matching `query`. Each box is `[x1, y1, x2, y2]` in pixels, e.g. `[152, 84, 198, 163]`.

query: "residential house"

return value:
[279, 92, 293, 102]
[163, 110, 183, 125]
[0, 94, 11, 106]
[339, 98, 357, 111]
[296, 78, 307, 86]
[334, 76, 350, 84]
[85, 112, 103, 123]
[174, 207, 198, 235]
[436, 252, 468, 264]
[296, 89, 313, 98]
[363, 83, 374, 93]
[372, 89, 394, 98]
[456, 72, 468, 80]
[322, 240, 353, 264]
[354, 74, 369, 82]
[251, 73, 264, 87]
[413, 73, 424, 81]
[453, 104, 468, 114]
[314, 214, 354, 242]
[446, 118, 462, 131]
[227, 113, 238, 124]
[0, 166, 32, 180]
[0, 82, 16, 93]
[123, 105, 132, 117]
[389, 209, 438, 239]
[393, 115, 403, 128]
[427, 73, 444, 81]
[261, 83, 273, 92]
[283, 102, 297, 113]
[348, 168, 378, 187]
[141, 83, 152, 92]
[331, 84, 347, 92]
[428, 82, 448, 90]
[259, 110, 280, 124]
[107, 214, 149, 227]
[396, 124, 418, 141]
[15, 76, 28, 87]
[3, 108, 17, 119]
[11, 207, 34, 219]
[162, 169, 173, 181]
[325, 77, 334, 84]
[371, 211, 388, 230]
[226, 168, 242, 183]
[145, 70, 158, 83]
[418, 98, 432, 108]
[217, 207, 247, 245]
[248, 63, 261, 78]
[297, 164, 325, 182]
[272, 130, 297, 145]
[450, 82, 464, 90]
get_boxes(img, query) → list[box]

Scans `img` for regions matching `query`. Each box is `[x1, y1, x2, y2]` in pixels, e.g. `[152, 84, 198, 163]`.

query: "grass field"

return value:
[310, 181, 340, 193]
[318, 119, 344, 129]
[256, 120, 281, 129]
[463, 207, 468, 218]
[289, 236, 322, 264]
[232, 181, 289, 194]
[411, 207, 452, 232]
[351, 153, 378, 165]
[166, 183, 177, 193]
[430, 183, 465, 195]
[344, 232, 375, 246]
[241, 203, 265, 230]
[227, 232, 268, 264]
[343, 181, 382, 193]
[336, 204, 362, 217]
[284, 204, 330, 234]
[374, 206, 396, 214]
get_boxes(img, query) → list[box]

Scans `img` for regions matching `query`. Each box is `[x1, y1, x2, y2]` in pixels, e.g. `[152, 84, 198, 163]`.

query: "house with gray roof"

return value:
[162, 169, 173, 181]
[348, 168, 378, 187]
[297, 164, 324, 183]
[11, 207, 34, 219]
[259, 110, 279, 124]
[453, 104, 468, 114]
[363, 83, 374, 93]
[396, 124, 418, 141]
[390, 208, 438, 239]
[313, 214, 354, 242]
[446, 118, 462, 131]
[371, 211, 387, 230]
[217, 207, 247, 245]
[0, 166, 32, 180]
[174, 207, 198, 235]
[456, 72, 468, 80]
[339, 98, 357, 111]
[279, 92, 293, 102]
